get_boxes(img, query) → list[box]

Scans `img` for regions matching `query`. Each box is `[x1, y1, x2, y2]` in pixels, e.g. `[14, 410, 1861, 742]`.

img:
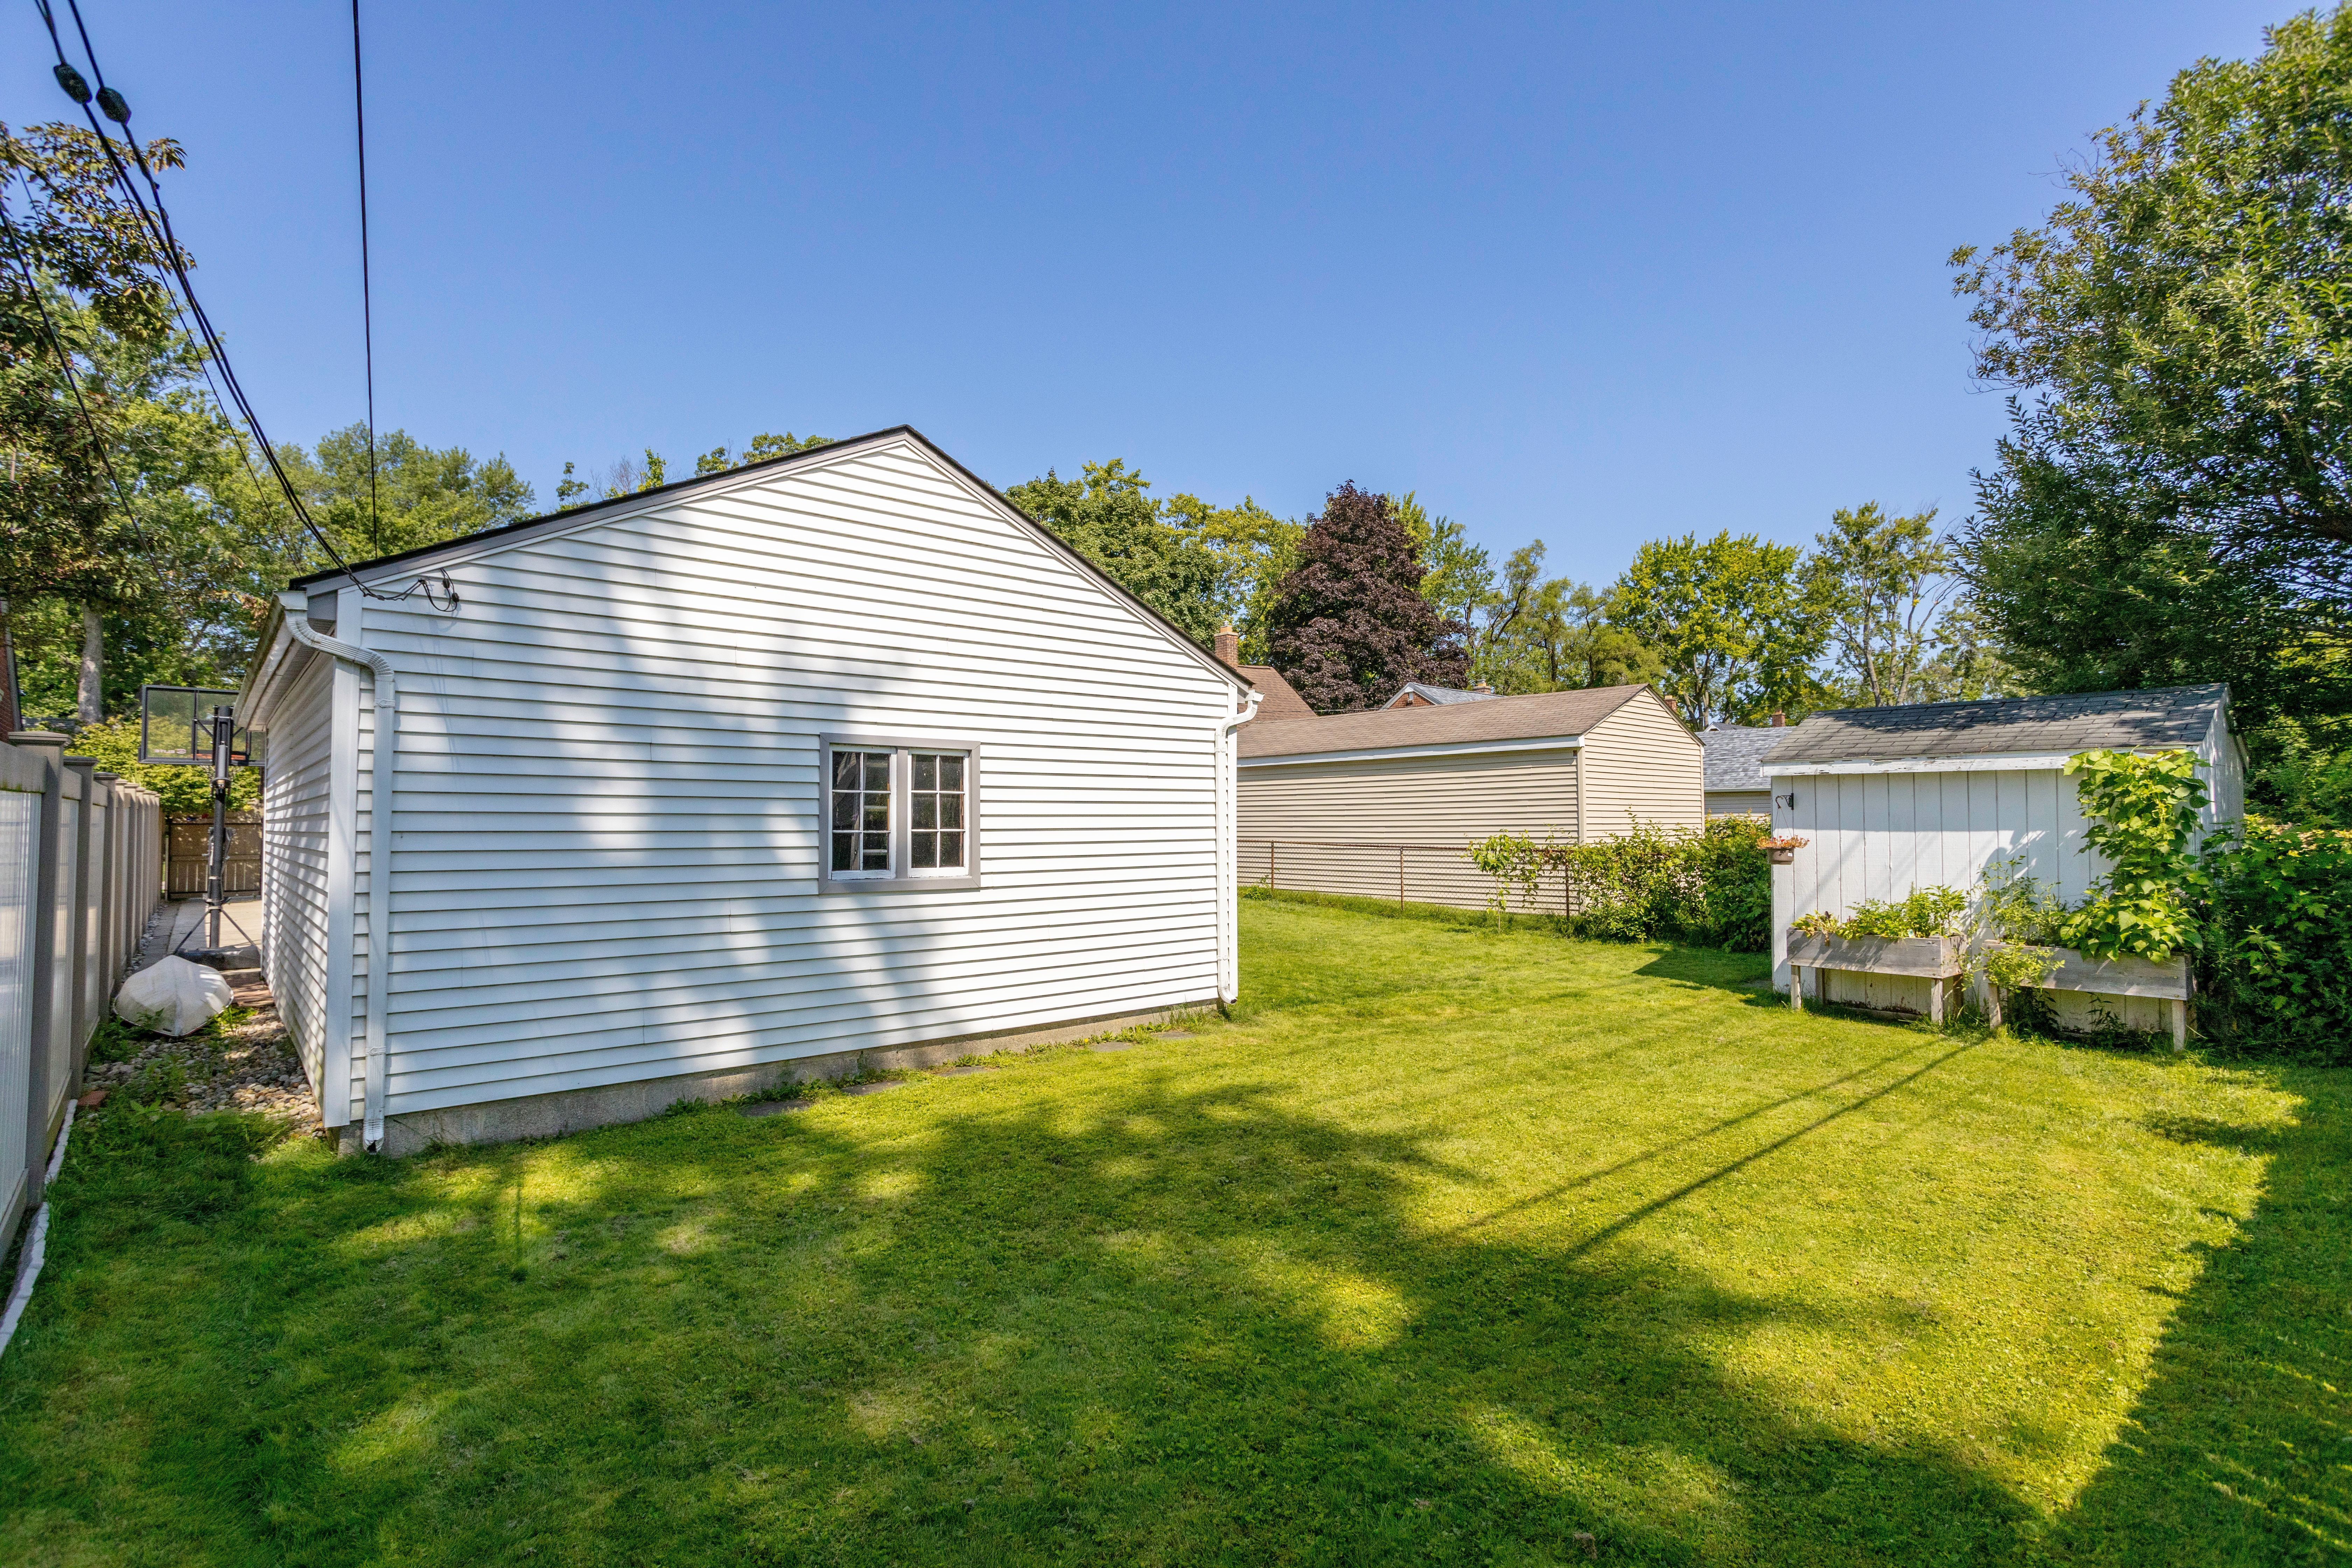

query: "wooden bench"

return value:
[1788, 933, 1966, 1024]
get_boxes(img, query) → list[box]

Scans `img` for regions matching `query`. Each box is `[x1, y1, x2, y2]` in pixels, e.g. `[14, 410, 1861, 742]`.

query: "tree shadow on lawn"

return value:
[7, 1058, 2335, 1567]
[1634, 947, 1777, 1000]
[2036, 1069, 2352, 1566]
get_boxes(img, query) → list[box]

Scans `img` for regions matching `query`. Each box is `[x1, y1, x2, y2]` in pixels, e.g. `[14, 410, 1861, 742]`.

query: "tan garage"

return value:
[1234, 685, 1702, 912]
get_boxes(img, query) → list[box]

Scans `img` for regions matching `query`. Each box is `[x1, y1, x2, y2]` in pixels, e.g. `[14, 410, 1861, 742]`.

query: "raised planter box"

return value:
[1993, 946, 2190, 1050]
[1788, 932, 1964, 1024]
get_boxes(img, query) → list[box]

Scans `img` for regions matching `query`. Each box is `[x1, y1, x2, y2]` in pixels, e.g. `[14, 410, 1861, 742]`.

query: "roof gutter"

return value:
[1216, 691, 1262, 1006]
[275, 590, 397, 1152]
[1240, 734, 1585, 768]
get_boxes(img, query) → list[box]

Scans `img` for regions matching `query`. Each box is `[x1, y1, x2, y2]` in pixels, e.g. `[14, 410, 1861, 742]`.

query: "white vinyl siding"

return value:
[1238, 748, 1580, 911]
[1579, 693, 1704, 838]
[311, 438, 1230, 1119]
[259, 655, 338, 1103]
[1766, 726, 2242, 1027]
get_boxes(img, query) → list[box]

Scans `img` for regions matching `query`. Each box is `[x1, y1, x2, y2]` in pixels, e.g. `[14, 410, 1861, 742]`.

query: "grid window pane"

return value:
[909, 751, 966, 873]
[830, 750, 892, 873]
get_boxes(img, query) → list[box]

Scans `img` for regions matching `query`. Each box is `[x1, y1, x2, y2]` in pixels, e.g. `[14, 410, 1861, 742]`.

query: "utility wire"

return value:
[31, 0, 448, 605]
[351, 0, 381, 553]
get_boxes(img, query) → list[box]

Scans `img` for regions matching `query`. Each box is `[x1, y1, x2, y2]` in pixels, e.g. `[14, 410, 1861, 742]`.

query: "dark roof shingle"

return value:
[1760, 685, 2228, 769]
[1238, 685, 1652, 760]
[1702, 726, 1787, 791]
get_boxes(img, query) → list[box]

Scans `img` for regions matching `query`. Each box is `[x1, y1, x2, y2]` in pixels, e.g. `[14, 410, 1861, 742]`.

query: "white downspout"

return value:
[1216, 689, 1262, 1006]
[276, 589, 397, 1151]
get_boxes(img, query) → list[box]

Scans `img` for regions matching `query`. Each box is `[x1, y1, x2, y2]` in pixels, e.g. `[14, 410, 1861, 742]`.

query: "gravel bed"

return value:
[84, 985, 322, 1135]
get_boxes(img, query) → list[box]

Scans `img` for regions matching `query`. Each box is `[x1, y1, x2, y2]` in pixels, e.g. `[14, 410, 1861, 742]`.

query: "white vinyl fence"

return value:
[0, 731, 165, 1251]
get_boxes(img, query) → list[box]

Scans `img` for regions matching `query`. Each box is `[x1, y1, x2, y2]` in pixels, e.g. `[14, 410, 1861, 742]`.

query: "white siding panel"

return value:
[312, 437, 1232, 1118]
[258, 654, 338, 1107]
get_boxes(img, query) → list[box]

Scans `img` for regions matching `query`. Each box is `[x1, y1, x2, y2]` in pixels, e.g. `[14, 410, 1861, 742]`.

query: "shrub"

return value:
[1551, 816, 1771, 952]
[2197, 820, 2352, 1064]
[2058, 749, 2206, 961]
[1787, 885, 1966, 940]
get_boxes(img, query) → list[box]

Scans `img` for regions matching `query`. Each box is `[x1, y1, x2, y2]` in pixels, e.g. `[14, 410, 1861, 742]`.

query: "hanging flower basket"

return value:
[1756, 834, 1808, 866]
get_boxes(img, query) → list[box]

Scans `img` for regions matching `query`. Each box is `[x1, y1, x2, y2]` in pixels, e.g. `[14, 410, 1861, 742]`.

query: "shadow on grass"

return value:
[1632, 945, 1776, 997]
[2038, 1071, 2352, 1566]
[7, 1059, 2343, 1566]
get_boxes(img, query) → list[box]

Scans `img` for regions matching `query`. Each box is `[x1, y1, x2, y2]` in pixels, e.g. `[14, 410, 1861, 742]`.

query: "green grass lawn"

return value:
[0, 896, 2344, 1566]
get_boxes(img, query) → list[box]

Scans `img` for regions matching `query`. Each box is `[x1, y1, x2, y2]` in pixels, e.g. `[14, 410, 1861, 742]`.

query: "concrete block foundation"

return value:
[333, 1000, 1215, 1156]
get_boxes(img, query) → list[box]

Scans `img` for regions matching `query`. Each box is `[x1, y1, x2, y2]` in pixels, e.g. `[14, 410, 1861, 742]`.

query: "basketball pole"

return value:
[207, 705, 231, 951]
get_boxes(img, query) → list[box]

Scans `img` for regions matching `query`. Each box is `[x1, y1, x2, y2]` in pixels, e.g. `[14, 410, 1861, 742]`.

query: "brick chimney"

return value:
[1213, 624, 1240, 669]
[1771, 710, 1786, 727]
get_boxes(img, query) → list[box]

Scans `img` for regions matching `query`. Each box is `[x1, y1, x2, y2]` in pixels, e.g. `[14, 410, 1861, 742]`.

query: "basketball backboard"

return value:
[139, 685, 253, 768]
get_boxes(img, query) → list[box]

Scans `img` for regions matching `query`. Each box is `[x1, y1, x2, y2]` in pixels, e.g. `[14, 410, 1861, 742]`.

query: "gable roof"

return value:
[1382, 681, 1495, 709]
[285, 425, 1250, 693]
[1702, 726, 1786, 792]
[1239, 684, 1651, 760]
[1237, 664, 1317, 722]
[1761, 685, 2230, 769]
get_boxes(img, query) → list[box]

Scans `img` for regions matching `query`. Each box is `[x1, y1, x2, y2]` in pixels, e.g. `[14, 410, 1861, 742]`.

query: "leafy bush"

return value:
[1974, 858, 2069, 947]
[1463, 818, 1769, 951]
[1787, 885, 1966, 940]
[2197, 820, 2352, 1064]
[2058, 749, 2205, 960]
[1550, 816, 1771, 952]
[1462, 830, 1548, 929]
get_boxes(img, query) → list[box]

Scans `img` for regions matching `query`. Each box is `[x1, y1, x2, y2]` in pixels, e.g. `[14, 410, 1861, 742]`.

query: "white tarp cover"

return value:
[113, 956, 233, 1037]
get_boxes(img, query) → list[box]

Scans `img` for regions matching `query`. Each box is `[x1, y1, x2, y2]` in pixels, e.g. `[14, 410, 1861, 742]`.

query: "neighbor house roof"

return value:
[1761, 685, 2230, 770]
[1238, 664, 1318, 722]
[1381, 681, 1495, 709]
[1238, 684, 1650, 761]
[1702, 726, 1785, 793]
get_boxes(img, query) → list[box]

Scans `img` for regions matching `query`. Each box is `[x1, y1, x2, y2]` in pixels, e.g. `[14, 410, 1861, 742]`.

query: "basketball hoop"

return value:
[138, 685, 257, 957]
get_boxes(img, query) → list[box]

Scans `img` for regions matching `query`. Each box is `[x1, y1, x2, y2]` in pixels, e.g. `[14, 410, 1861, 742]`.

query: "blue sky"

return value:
[4, 1, 2291, 581]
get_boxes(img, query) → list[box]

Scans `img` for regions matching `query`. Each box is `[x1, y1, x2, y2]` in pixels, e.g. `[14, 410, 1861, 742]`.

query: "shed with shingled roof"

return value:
[1756, 684, 2245, 1020]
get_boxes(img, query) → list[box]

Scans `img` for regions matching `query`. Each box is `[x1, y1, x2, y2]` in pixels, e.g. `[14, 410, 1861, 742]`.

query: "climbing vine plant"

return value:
[2058, 749, 2207, 961]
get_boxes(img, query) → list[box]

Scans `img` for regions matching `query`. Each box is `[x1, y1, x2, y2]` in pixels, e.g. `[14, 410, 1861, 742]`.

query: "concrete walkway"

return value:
[131, 896, 262, 975]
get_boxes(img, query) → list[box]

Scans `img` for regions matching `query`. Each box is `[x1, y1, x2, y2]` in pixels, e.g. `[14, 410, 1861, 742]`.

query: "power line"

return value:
[351, 0, 381, 553]
[31, 0, 449, 606]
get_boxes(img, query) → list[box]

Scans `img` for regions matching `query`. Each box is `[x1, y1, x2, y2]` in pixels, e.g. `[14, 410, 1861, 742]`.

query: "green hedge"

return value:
[2198, 820, 2352, 1065]
[1558, 816, 1772, 953]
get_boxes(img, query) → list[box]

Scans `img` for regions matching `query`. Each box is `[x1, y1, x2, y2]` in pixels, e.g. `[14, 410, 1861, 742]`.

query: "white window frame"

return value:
[817, 735, 982, 893]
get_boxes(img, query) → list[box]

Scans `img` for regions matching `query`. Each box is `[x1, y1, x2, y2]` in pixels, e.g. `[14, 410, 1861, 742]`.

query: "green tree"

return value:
[279, 424, 534, 562]
[2, 121, 190, 725]
[1263, 482, 1467, 711]
[1008, 460, 1228, 645]
[1952, 5, 2352, 749]
[1805, 503, 1961, 707]
[1165, 491, 1300, 660]
[685, 432, 835, 477]
[1392, 491, 1495, 642]
[1608, 532, 1822, 728]
[4, 315, 286, 724]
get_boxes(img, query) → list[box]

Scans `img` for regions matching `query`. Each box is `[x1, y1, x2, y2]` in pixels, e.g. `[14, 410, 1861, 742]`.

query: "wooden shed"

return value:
[1763, 685, 2244, 1027]
[1234, 684, 1702, 910]
[239, 427, 1254, 1154]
